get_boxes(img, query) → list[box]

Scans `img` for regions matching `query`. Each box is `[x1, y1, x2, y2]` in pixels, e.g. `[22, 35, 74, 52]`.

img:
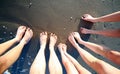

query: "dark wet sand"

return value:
[0, 0, 120, 74]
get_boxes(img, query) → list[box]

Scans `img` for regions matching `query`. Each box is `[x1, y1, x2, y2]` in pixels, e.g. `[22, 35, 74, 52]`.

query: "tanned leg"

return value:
[68, 32, 120, 74]
[82, 11, 120, 22]
[0, 26, 26, 55]
[0, 28, 33, 73]
[73, 32, 120, 65]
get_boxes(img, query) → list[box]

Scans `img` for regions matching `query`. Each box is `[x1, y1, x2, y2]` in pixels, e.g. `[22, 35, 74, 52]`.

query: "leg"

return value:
[81, 27, 120, 38]
[49, 33, 62, 74]
[68, 33, 120, 74]
[61, 43, 91, 74]
[30, 32, 47, 74]
[82, 11, 120, 22]
[0, 28, 33, 73]
[0, 26, 26, 55]
[58, 43, 78, 74]
[73, 32, 120, 65]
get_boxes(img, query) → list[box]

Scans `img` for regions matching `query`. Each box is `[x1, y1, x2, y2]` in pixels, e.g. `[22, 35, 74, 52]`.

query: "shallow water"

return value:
[0, 0, 120, 74]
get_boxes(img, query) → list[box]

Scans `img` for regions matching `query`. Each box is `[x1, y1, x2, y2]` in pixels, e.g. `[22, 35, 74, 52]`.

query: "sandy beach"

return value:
[0, 0, 120, 74]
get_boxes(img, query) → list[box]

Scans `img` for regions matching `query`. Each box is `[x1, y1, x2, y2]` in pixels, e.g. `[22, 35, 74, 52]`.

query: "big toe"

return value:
[51, 33, 57, 39]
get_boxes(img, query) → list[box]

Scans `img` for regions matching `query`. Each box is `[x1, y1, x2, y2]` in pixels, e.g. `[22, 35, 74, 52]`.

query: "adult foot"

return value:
[58, 43, 67, 53]
[20, 28, 33, 45]
[49, 33, 57, 48]
[73, 32, 83, 43]
[15, 26, 26, 42]
[40, 32, 47, 46]
[68, 33, 78, 47]
[80, 27, 90, 34]
[81, 14, 97, 22]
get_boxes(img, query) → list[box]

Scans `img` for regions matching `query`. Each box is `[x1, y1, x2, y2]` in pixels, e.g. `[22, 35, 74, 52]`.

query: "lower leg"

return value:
[0, 28, 33, 73]
[81, 27, 120, 37]
[72, 32, 120, 65]
[49, 33, 62, 74]
[68, 32, 120, 74]
[77, 48, 120, 74]
[0, 41, 25, 73]
[30, 32, 47, 74]
[58, 43, 78, 74]
[63, 49, 91, 74]
[0, 26, 26, 55]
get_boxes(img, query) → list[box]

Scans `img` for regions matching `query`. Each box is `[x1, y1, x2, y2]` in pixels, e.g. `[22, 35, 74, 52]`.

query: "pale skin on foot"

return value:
[58, 43, 91, 74]
[68, 32, 120, 74]
[0, 26, 33, 73]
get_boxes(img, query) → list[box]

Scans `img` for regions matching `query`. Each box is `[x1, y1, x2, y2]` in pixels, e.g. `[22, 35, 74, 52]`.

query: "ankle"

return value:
[20, 39, 27, 45]
[93, 18, 98, 22]
[13, 38, 20, 43]
[49, 44, 55, 48]
[19, 40, 26, 46]
[40, 45, 46, 49]
[49, 46, 54, 50]
[49, 46, 54, 49]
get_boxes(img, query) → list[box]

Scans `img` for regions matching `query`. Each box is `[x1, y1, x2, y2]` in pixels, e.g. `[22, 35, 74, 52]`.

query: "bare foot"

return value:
[40, 32, 47, 46]
[15, 26, 26, 42]
[80, 27, 90, 34]
[73, 32, 83, 42]
[20, 28, 33, 45]
[49, 33, 57, 48]
[81, 14, 97, 22]
[68, 33, 78, 47]
[58, 43, 67, 53]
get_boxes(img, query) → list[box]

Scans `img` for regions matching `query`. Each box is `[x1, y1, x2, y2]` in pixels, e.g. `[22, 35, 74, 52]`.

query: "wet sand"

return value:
[0, 0, 120, 74]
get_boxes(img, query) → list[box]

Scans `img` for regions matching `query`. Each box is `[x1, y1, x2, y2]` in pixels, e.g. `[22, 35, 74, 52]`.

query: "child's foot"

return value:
[15, 26, 26, 42]
[40, 32, 47, 46]
[49, 33, 57, 48]
[58, 43, 67, 53]
[80, 27, 90, 34]
[20, 28, 33, 45]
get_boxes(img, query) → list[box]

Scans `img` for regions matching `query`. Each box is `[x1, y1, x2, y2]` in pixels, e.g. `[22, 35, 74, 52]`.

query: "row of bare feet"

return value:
[15, 26, 85, 51]
[15, 26, 33, 45]
[15, 14, 95, 46]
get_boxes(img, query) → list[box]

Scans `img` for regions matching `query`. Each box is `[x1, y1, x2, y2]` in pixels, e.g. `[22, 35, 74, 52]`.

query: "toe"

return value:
[45, 32, 47, 35]
[54, 34, 57, 39]
[50, 33, 53, 36]
[40, 32, 42, 36]
[27, 28, 31, 31]
[40, 32, 43, 36]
